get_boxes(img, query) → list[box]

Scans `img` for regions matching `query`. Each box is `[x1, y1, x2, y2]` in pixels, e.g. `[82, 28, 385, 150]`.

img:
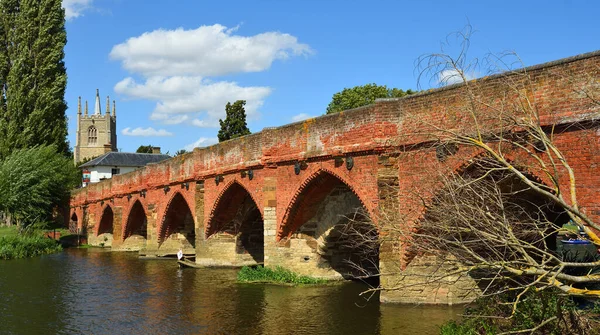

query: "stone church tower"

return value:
[74, 89, 117, 163]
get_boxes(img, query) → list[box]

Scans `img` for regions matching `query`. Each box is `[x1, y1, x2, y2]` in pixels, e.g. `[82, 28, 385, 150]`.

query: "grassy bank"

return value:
[237, 266, 328, 285]
[0, 227, 62, 260]
[0, 226, 19, 238]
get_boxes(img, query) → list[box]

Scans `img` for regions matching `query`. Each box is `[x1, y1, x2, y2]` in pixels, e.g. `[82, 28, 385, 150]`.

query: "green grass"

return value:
[0, 234, 62, 260]
[237, 266, 328, 285]
[0, 226, 19, 238]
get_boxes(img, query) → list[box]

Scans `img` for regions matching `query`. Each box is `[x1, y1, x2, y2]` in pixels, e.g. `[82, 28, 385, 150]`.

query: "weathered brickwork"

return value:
[70, 52, 600, 304]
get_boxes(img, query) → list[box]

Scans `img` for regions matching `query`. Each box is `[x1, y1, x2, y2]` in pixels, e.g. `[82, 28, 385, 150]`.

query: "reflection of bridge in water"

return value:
[70, 51, 600, 304]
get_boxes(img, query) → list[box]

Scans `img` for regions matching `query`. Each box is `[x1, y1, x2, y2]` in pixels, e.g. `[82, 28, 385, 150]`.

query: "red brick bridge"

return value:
[70, 51, 600, 304]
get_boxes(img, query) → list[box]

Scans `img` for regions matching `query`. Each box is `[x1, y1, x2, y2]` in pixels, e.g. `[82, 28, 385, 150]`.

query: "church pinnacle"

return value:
[94, 88, 101, 115]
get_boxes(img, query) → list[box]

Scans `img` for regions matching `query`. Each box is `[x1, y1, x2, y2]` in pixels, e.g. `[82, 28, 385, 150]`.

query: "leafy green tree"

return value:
[175, 149, 187, 156]
[326, 84, 414, 114]
[218, 100, 251, 142]
[0, 0, 68, 159]
[0, 145, 79, 226]
[136, 145, 154, 153]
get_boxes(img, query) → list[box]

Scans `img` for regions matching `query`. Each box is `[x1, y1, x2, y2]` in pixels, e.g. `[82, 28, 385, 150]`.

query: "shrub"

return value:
[0, 235, 62, 260]
[439, 290, 600, 335]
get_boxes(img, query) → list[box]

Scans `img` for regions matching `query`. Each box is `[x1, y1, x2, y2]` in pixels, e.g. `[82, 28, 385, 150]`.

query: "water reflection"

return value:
[0, 249, 462, 334]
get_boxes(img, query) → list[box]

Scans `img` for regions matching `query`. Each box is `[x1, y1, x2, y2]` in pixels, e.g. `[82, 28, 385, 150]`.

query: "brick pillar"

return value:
[111, 204, 123, 248]
[143, 202, 158, 255]
[376, 155, 403, 303]
[263, 176, 277, 266]
[194, 181, 205, 264]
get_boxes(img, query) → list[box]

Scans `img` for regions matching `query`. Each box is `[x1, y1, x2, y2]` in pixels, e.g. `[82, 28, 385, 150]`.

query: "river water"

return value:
[0, 249, 462, 334]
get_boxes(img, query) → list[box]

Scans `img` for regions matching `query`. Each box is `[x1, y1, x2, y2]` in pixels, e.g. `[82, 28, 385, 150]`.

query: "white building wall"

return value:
[86, 166, 139, 185]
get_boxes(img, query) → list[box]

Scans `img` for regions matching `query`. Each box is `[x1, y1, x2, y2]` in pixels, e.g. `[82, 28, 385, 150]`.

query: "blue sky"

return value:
[63, 0, 600, 154]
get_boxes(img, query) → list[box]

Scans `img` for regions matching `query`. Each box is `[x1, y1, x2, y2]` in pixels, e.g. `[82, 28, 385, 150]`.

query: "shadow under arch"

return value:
[279, 169, 379, 281]
[97, 205, 114, 236]
[122, 200, 147, 241]
[206, 181, 264, 263]
[158, 192, 195, 248]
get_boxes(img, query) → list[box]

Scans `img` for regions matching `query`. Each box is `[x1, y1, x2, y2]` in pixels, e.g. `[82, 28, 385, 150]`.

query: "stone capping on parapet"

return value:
[375, 49, 600, 103]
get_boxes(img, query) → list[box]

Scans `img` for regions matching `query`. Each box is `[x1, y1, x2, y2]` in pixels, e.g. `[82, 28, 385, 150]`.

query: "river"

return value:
[0, 249, 462, 334]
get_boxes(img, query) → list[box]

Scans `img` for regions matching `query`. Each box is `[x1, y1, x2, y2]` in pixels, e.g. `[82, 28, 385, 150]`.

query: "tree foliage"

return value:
[175, 149, 187, 156]
[325, 84, 414, 114]
[0, 0, 68, 159]
[136, 145, 154, 153]
[0, 145, 79, 226]
[218, 100, 251, 142]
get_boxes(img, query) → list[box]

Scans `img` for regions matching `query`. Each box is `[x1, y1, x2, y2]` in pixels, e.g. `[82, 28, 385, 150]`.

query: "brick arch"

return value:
[69, 209, 82, 232]
[206, 180, 263, 238]
[122, 199, 148, 241]
[403, 152, 571, 265]
[96, 204, 114, 236]
[277, 168, 373, 241]
[157, 191, 195, 246]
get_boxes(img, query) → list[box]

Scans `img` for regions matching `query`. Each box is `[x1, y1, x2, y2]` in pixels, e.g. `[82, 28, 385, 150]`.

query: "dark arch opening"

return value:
[415, 158, 571, 290]
[282, 171, 379, 282]
[458, 159, 570, 250]
[124, 200, 147, 240]
[208, 183, 264, 263]
[70, 212, 79, 233]
[98, 206, 114, 236]
[159, 193, 195, 247]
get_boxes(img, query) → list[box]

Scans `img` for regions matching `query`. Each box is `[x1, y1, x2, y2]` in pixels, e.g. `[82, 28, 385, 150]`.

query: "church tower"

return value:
[74, 89, 117, 163]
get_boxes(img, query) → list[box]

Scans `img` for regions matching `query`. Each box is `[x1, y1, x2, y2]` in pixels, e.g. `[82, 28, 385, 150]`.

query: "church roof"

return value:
[79, 152, 171, 168]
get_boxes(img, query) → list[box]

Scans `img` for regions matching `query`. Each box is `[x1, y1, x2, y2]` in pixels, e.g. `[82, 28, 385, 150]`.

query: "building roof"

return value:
[79, 152, 171, 168]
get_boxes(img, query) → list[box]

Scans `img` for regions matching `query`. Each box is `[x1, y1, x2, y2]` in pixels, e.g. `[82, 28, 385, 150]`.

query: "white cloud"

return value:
[115, 76, 271, 127]
[191, 119, 208, 127]
[112, 24, 312, 129]
[291, 113, 313, 122]
[183, 137, 219, 151]
[150, 114, 189, 125]
[62, 0, 93, 20]
[110, 24, 313, 77]
[438, 69, 475, 86]
[121, 127, 173, 137]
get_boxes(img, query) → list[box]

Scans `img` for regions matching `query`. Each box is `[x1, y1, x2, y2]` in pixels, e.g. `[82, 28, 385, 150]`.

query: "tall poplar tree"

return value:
[218, 100, 251, 142]
[0, 0, 68, 159]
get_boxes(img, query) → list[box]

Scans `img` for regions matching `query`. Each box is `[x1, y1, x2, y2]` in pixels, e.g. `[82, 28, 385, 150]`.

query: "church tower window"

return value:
[88, 126, 97, 145]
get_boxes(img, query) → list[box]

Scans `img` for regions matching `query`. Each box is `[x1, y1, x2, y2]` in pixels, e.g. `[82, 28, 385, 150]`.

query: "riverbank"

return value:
[0, 226, 62, 260]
